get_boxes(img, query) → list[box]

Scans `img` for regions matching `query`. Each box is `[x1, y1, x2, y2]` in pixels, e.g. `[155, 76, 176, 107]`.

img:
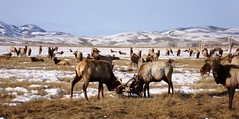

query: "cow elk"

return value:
[132, 59, 174, 97]
[200, 56, 239, 110]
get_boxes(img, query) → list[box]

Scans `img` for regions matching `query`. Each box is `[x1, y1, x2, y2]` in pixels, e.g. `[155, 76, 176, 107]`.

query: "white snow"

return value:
[0, 46, 236, 106]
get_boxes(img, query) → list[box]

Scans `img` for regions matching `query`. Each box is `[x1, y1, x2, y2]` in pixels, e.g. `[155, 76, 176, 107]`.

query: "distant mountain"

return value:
[0, 21, 238, 47]
[0, 21, 70, 37]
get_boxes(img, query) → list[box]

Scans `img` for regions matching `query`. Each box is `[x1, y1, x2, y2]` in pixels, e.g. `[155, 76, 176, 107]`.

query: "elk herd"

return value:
[1, 45, 239, 110]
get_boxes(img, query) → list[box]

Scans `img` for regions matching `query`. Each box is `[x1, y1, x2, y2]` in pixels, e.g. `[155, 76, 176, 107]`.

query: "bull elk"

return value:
[70, 59, 123, 101]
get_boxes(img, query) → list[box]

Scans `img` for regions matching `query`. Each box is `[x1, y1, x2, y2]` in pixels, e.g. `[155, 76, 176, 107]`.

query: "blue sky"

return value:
[1, 0, 239, 36]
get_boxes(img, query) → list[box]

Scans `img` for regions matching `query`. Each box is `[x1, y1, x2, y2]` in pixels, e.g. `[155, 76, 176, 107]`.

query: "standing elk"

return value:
[48, 47, 56, 60]
[200, 56, 239, 110]
[130, 47, 133, 57]
[176, 49, 181, 57]
[39, 46, 42, 55]
[202, 48, 209, 58]
[131, 59, 174, 97]
[10, 47, 19, 56]
[74, 51, 83, 63]
[195, 50, 200, 59]
[18, 46, 28, 57]
[131, 53, 140, 68]
[91, 49, 115, 67]
[70, 59, 123, 101]
[28, 48, 32, 56]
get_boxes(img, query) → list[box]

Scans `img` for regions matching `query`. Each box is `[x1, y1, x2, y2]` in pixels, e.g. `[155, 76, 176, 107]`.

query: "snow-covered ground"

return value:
[0, 46, 237, 106]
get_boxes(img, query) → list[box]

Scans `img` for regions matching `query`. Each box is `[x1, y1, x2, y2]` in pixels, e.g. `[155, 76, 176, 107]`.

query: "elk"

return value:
[0, 53, 12, 60]
[123, 74, 142, 96]
[132, 59, 174, 97]
[9, 47, 19, 56]
[119, 51, 127, 55]
[200, 56, 239, 110]
[91, 49, 114, 67]
[28, 48, 32, 56]
[30, 57, 44, 62]
[70, 59, 123, 101]
[39, 46, 42, 55]
[73, 51, 83, 63]
[130, 53, 140, 67]
[48, 47, 56, 60]
[18, 46, 27, 57]
[130, 47, 133, 56]
[142, 54, 153, 63]
[53, 57, 70, 65]
[110, 49, 117, 53]
[195, 50, 200, 59]
[176, 49, 181, 57]
[202, 48, 209, 58]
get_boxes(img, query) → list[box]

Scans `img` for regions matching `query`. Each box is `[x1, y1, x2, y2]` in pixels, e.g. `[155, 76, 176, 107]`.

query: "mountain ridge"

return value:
[0, 21, 239, 47]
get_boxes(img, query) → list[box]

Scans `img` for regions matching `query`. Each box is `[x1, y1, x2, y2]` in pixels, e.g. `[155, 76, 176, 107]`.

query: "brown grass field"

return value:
[0, 53, 239, 119]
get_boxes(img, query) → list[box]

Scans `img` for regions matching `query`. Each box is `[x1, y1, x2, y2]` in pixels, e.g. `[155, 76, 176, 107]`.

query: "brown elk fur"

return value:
[70, 59, 123, 101]
[200, 56, 239, 110]
[132, 59, 174, 97]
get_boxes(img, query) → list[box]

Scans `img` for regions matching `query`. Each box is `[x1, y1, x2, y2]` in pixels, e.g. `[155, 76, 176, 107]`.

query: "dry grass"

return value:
[0, 54, 239, 118]
[0, 93, 238, 119]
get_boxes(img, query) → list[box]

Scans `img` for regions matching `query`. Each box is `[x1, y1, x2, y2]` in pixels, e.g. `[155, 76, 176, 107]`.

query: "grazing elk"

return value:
[53, 57, 70, 65]
[200, 56, 239, 110]
[132, 59, 174, 97]
[124, 74, 138, 96]
[70, 59, 123, 101]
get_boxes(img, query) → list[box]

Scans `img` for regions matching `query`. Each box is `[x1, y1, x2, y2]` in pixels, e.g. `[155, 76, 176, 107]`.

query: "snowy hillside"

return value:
[0, 21, 239, 47]
[0, 21, 70, 37]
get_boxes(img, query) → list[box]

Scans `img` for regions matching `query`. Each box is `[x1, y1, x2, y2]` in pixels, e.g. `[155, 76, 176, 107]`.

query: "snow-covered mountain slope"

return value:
[0, 21, 70, 37]
[0, 21, 239, 47]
